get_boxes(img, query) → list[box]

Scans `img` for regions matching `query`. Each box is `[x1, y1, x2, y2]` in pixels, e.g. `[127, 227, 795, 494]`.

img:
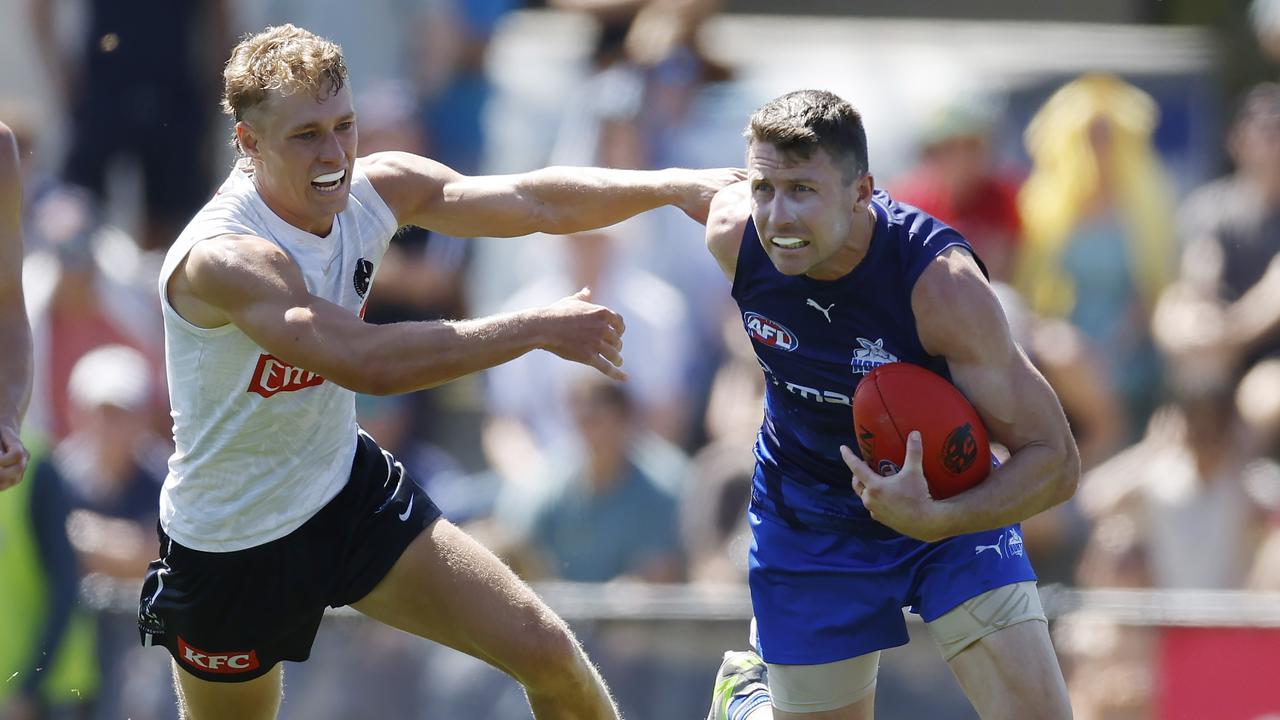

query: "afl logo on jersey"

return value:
[744, 312, 799, 351]
[354, 258, 374, 298]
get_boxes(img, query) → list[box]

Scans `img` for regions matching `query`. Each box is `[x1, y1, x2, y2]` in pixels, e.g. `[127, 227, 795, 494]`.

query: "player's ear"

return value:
[236, 121, 261, 159]
[852, 172, 875, 209]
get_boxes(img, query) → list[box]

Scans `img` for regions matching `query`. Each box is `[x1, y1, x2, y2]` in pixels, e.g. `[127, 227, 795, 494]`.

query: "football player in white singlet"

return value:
[140, 24, 741, 720]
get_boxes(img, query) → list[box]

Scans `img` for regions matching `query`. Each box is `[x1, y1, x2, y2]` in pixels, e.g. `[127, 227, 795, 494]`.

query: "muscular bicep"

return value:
[914, 249, 1073, 456]
[362, 152, 546, 238]
[183, 237, 378, 389]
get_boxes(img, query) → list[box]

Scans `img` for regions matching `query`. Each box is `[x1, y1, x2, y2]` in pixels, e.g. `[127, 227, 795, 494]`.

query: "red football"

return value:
[852, 362, 990, 499]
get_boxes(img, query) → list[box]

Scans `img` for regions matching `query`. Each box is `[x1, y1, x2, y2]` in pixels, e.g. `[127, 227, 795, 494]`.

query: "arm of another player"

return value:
[0, 122, 33, 491]
[362, 151, 744, 238]
[177, 235, 628, 394]
[846, 247, 1080, 541]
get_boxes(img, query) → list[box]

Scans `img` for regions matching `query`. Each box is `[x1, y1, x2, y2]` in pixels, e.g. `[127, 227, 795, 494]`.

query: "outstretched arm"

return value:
[174, 235, 628, 396]
[362, 151, 742, 238]
[0, 123, 32, 491]
[844, 247, 1079, 542]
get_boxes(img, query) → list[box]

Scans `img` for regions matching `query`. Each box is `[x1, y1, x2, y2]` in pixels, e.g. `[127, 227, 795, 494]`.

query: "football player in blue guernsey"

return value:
[703, 90, 1079, 720]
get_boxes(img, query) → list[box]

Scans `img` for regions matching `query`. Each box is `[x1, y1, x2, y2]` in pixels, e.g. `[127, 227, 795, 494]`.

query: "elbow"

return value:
[1052, 438, 1082, 506]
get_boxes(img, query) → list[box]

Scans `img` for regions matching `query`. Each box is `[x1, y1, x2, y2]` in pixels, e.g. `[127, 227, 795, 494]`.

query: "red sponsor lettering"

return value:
[247, 353, 326, 398]
[177, 636, 260, 674]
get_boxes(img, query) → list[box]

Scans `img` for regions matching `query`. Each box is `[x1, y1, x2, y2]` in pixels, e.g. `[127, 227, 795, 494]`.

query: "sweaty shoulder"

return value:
[358, 151, 453, 227]
[171, 235, 294, 329]
[705, 180, 752, 282]
[911, 246, 1010, 362]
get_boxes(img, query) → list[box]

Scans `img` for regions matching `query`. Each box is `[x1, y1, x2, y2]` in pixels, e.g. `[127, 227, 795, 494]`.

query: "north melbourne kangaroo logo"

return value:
[806, 298, 835, 322]
[850, 338, 898, 374]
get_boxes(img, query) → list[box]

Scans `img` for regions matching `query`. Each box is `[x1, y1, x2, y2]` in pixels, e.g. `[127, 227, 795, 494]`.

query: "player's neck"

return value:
[253, 174, 337, 237]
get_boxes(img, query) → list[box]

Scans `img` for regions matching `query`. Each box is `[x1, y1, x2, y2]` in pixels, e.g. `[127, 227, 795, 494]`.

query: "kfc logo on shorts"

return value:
[247, 353, 326, 398]
[744, 312, 799, 351]
[177, 636, 260, 674]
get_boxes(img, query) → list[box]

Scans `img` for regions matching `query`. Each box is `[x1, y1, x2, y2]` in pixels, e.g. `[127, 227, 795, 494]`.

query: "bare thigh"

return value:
[350, 517, 572, 675]
[947, 619, 1072, 720]
[171, 660, 282, 720]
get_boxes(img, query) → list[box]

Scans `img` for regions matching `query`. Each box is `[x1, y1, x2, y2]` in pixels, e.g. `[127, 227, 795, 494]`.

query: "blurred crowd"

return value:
[3, 0, 1280, 719]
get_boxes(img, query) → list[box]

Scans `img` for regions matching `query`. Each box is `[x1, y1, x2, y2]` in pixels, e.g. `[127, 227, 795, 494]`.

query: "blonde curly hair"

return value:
[222, 24, 348, 149]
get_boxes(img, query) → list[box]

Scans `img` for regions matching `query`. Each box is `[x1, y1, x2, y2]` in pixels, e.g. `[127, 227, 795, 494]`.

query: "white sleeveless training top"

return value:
[157, 160, 399, 551]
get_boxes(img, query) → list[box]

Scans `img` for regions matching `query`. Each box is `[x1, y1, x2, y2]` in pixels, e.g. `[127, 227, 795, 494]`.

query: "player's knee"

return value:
[507, 611, 592, 694]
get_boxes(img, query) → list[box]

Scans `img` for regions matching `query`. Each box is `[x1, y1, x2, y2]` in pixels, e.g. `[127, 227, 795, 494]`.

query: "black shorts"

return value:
[137, 430, 442, 682]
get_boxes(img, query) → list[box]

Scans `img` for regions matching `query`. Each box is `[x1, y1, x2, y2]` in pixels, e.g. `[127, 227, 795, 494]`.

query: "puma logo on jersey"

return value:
[806, 299, 835, 322]
[247, 354, 326, 398]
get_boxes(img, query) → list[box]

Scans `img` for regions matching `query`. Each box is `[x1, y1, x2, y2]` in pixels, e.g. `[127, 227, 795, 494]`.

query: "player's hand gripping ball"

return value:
[852, 362, 990, 499]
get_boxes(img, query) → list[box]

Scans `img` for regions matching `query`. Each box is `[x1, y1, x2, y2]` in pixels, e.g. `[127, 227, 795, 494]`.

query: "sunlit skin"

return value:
[234, 82, 358, 237]
[748, 140, 878, 281]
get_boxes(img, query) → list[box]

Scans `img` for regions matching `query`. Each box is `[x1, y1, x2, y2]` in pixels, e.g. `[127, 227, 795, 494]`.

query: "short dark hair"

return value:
[745, 89, 870, 183]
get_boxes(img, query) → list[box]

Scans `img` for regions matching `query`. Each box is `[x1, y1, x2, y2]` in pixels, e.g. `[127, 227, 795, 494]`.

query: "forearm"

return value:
[934, 441, 1079, 537]
[0, 296, 32, 429]
[353, 310, 544, 395]
[521, 167, 679, 236]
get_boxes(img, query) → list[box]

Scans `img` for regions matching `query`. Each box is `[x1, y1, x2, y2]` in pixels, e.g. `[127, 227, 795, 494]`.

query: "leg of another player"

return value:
[171, 660, 283, 720]
[945, 620, 1072, 720]
[350, 518, 620, 720]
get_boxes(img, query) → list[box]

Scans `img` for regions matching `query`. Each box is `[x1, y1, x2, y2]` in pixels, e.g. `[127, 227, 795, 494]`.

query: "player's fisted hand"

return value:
[539, 287, 628, 381]
[0, 423, 30, 492]
[841, 431, 948, 543]
[671, 168, 748, 225]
